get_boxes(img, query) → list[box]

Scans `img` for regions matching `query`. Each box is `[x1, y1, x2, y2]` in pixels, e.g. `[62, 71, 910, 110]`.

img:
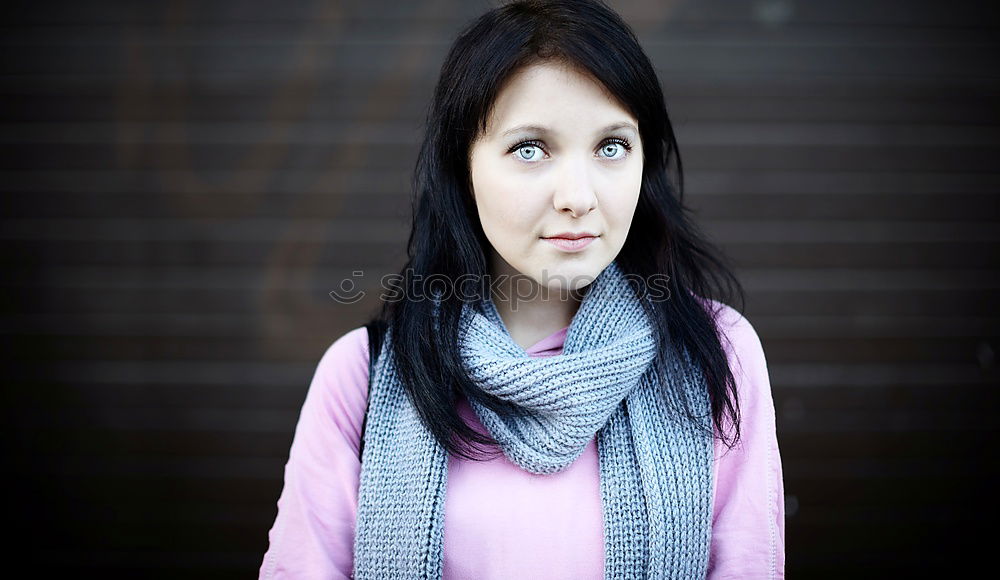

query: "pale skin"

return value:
[468, 60, 645, 350]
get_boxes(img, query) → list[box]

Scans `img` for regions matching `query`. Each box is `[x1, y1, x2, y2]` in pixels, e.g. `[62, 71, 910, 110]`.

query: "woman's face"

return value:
[468, 60, 644, 292]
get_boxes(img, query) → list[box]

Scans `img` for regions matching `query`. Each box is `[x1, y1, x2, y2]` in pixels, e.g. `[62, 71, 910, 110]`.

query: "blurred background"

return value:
[3, 0, 998, 577]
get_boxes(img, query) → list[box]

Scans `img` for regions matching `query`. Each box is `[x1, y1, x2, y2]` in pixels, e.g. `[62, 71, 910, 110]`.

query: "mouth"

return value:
[541, 232, 600, 252]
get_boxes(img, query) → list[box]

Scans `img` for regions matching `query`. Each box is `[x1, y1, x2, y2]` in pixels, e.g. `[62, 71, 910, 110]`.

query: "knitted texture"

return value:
[353, 261, 714, 579]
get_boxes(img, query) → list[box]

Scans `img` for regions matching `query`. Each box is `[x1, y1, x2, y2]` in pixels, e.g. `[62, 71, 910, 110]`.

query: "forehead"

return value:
[482, 60, 636, 136]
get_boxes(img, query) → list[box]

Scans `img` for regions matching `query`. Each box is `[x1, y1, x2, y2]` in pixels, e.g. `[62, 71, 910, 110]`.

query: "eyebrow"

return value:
[499, 122, 639, 138]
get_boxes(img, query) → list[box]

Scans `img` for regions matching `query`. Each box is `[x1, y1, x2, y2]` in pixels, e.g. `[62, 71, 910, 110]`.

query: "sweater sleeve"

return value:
[707, 303, 786, 579]
[259, 327, 370, 580]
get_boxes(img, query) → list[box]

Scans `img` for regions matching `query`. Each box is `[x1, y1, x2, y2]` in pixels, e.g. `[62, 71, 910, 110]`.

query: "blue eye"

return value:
[599, 138, 631, 159]
[517, 145, 541, 161]
[507, 139, 546, 162]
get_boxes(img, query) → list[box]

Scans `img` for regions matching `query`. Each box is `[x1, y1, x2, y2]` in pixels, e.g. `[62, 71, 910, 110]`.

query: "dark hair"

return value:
[372, 0, 745, 461]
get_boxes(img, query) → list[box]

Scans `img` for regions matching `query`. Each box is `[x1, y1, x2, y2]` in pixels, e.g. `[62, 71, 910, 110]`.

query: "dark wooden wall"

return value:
[3, 0, 998, 577]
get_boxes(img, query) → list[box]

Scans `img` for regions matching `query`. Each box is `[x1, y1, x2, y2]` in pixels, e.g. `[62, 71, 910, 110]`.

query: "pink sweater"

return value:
[260, 302, 785, 579]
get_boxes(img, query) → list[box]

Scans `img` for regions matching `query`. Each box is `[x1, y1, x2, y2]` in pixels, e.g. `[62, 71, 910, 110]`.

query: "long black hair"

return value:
[371, 0, 746, 461]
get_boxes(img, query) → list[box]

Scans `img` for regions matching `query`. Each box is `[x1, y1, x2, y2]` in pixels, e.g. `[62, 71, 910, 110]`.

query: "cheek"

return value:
[625, 166, 643, 207]
[480, 194, 537, 235]
[473, 168, 546, 231]
[602, 168, 642, 213]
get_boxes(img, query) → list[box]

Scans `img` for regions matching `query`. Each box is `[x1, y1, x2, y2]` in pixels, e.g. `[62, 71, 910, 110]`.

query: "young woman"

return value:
[260, 1, 784, 578]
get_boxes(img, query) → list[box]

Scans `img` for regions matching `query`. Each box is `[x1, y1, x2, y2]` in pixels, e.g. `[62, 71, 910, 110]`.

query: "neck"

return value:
[488, 255, 582, 350]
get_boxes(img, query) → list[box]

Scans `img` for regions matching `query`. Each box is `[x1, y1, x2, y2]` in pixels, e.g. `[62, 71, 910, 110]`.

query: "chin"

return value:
[534, 258, 610, 292]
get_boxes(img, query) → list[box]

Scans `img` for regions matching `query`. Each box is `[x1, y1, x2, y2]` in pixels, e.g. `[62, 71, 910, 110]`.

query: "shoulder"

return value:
[300, 326, 371, 449]
[694, 296, 774, 440]
[697, 297, 768, 384]
[314, 325, 371, 385]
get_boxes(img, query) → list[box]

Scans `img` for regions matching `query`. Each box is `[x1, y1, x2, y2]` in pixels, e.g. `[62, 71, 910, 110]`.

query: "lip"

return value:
[545, 231, 598, 240]
[542, 232, 600, 252]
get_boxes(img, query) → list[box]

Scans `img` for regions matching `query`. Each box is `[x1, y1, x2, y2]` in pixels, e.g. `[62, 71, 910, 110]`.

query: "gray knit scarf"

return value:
[353, 261, 714, 579]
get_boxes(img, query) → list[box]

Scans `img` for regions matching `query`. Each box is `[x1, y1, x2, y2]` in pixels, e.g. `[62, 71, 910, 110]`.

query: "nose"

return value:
[552, 156, 597, 218]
